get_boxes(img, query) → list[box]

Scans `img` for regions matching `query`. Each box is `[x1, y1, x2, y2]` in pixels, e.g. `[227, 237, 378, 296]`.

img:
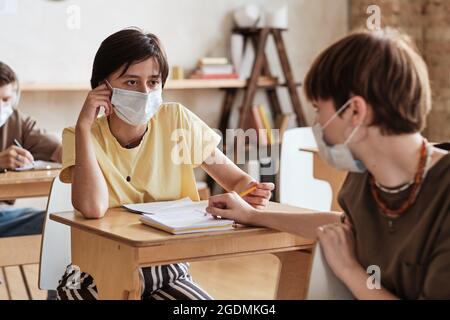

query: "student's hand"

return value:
[76, 84, 113, 131]
[206, 192, 257, 225]
[241, 182, 275, 210]
[0, 145, 34, 169]
[316, 220, 360, 281]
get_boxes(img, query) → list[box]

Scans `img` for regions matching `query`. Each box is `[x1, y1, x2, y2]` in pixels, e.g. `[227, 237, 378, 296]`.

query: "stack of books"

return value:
[189, 57, 239, 80]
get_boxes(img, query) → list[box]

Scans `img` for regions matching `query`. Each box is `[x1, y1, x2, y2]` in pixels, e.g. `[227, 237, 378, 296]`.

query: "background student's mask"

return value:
[0, 92, 19, 128]
[312, 99, 367, 173]
[106, 80, 163, 126]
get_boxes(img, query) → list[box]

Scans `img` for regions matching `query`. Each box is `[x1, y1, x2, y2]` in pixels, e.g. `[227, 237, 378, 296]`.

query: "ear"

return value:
[349, 96, 369, 126]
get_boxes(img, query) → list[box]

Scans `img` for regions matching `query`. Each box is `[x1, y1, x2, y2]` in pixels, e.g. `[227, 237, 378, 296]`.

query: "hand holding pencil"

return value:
[0, 140, 34, 170]
[206, 190, 257, 225]
[205, 181, 275, 224]
[238, 182, 274, 210]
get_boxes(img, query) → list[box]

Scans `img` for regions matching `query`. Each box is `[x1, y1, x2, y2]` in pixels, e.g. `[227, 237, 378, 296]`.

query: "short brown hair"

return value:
[91, 28, 169, 89]
[304, 29, 431, 135]
[0, 62, 18, 87]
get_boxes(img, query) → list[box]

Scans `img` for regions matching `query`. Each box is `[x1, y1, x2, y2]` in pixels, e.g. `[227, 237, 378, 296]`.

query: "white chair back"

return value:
[39, 175, 72, 290]
[307, 243, 354, 300]
[279, 127, 332, 211]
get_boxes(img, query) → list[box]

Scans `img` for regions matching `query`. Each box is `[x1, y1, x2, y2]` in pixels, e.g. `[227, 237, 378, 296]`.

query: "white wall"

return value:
[1, 0, 349, 137]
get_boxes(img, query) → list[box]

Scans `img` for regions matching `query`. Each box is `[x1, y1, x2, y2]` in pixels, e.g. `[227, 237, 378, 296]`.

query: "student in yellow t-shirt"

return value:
[56, 28, 274, 300]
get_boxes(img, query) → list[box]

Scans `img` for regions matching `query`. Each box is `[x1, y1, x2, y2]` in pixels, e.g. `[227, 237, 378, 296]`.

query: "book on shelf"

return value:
[190, 57, 239, 80]
[257, 105, 274, 145]
[198, 57, 229, 66]
[189, 72, 239, 80]
[123, 198, 235, 235]
[200, 64, 235, 75]
[249, 106, 268, 146]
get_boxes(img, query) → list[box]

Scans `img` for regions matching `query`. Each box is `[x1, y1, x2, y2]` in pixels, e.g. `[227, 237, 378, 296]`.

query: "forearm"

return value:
[341, 265, 399, 300]
[202, 149, 254, 193]
[72, 126, 109, 218]
[248, 210, 341, 240]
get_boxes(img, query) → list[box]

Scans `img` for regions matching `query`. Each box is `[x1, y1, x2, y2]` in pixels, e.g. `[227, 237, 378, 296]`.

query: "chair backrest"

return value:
[306, 243, 354, 300]
[279, 127, 332, 211]
[38, 175, 72, 290]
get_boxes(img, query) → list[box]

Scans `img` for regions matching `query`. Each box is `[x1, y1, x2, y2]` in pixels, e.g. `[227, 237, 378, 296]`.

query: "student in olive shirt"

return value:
[206, 30, 450, 300]
[0, 62, 62, 237]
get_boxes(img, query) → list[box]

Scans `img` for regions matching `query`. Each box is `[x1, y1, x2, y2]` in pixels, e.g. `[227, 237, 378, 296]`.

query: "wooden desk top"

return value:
[0, 169, 60, 185]
[51, 202, 316, 248]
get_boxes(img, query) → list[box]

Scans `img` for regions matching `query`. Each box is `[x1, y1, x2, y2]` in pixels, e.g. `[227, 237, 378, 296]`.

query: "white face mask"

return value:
[106, 80, 163, 126]
[0, 93, 17, 128]
[312, 99, 367, 173]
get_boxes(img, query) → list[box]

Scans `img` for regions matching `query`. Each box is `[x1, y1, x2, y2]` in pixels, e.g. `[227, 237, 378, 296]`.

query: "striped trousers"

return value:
[56, 263, 213, 300]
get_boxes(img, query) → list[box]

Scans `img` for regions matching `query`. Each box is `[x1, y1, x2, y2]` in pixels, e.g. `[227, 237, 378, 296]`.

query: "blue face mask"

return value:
[312, 99, 367, 173]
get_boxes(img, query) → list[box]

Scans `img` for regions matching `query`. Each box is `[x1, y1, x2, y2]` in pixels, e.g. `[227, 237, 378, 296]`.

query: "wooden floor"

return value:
[0, 254, 280, 300]
[0, 264, 47, 300]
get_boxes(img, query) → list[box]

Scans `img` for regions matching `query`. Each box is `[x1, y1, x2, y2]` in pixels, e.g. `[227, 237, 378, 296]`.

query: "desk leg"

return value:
[273, 250, 313, 300]
[71, 228, 141, 300]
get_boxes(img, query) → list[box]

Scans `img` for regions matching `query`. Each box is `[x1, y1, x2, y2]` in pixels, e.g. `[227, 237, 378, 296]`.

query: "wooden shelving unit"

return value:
[20, 77, 297, 92]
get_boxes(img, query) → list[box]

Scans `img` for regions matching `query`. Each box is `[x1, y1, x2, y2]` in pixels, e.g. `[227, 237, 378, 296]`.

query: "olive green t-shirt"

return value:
[338, 151, 450, 300]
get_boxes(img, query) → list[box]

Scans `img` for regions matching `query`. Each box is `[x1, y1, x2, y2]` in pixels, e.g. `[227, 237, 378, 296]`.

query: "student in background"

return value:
[0, 62, 62, 237]
[57, 28, 274, 300]
[207, 29, 450, 300]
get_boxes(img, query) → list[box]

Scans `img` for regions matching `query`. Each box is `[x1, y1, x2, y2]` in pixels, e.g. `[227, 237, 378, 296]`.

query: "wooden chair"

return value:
[0, 234, 42, 300]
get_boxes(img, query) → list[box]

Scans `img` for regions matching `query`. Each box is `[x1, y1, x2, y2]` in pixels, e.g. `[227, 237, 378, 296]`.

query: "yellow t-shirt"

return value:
[60, 102, 221, 208]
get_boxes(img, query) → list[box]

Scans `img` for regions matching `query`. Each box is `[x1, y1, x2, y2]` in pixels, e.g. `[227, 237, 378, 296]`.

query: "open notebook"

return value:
[14, 160, 62, 171]
[123, 198, 235, 235]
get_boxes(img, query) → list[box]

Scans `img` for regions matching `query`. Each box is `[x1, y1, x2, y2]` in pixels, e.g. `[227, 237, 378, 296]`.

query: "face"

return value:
[106, 57, 162, 93]
[313, 97, 370, 147]
[0, 83, 17, 109]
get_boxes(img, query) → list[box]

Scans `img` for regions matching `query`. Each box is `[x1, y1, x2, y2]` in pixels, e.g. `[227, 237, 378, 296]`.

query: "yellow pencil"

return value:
[238, 185, 257, 198]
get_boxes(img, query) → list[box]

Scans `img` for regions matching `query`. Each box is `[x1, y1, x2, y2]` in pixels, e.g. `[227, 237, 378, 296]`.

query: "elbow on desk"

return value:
[73, 201, 107, 219]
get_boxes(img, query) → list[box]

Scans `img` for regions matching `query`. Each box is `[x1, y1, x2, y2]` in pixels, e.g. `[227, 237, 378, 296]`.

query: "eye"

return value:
[148, 80, 160, 88]
[126, 80, 138, 86]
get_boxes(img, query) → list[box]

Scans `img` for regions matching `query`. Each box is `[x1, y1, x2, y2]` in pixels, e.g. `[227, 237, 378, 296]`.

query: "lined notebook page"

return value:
[123, 197, 193, 214]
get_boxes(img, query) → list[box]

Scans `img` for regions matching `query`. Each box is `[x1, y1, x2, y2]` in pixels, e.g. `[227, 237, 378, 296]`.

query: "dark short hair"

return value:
[304, 29, 431, 135]
[90, 28, 169, 89]
[0, 62, 18, 87]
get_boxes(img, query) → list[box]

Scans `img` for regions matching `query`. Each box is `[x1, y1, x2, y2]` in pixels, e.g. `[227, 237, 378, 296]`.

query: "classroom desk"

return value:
[0, 169, 60, 201]
[300, 148, 347, 212]
[51, 202, 317, 300]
